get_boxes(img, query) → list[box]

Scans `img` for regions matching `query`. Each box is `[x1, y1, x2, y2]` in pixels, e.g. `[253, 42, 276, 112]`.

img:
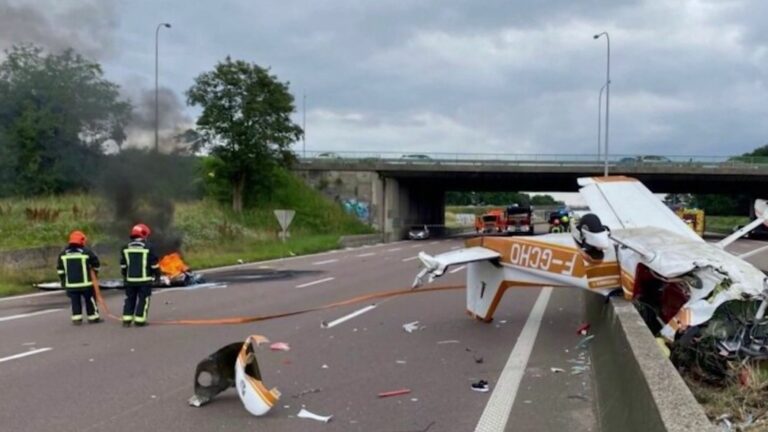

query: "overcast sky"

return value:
[2, 0, 768, 158]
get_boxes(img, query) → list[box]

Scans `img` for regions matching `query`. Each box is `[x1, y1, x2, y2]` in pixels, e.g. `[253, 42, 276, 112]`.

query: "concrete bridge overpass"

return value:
[294, 151, 768, 240]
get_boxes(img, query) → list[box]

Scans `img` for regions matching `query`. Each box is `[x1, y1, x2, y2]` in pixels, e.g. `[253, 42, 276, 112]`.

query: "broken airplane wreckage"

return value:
[414, 176, 768, 367]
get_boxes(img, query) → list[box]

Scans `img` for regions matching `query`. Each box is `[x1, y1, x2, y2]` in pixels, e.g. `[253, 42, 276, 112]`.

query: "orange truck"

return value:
[475, 209, 505, 233]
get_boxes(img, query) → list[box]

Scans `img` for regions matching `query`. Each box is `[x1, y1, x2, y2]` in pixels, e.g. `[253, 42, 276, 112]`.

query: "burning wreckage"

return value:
[412, 176, 768, 376]
[36, 252, 205, 290]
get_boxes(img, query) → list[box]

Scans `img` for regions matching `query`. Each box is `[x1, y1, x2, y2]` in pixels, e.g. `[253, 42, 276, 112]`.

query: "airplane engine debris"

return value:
[411, 175, 768, 370]
[189, 335, 279, 416]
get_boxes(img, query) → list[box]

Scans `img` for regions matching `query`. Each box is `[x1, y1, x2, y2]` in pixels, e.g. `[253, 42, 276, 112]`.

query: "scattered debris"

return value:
[550, 367, 565, 374]
[297, 408, 333, 423]
[576, 323, 591, 335]
[292, 388, 321, 399]
[270, 342, 291, 352]
[321, 364, 329, 369]
[189, 335, 279, 417]
[378, 388, 412, 398]
[436, 340, 460, 345]
[396, 360, 407, 364]
[575, 335, 595, 349]
[237, 259, 244, 264]
[150, 395, 157, 399]
[21, 342, 36, 346]
[411, 398, 419, 402]
[403, 321, 421, 333]
[471, 380, 490, 393]
[499, 320, 508, 324]
[473, 355, 484, 364]
[567, 394, 589, 402]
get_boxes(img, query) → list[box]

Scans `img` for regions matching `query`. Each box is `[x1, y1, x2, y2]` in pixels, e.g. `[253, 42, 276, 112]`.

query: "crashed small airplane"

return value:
[414, 176, 768, 360]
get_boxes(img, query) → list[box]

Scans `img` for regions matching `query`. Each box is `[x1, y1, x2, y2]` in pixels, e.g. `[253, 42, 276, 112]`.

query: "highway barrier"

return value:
[585, 293, 716, 432]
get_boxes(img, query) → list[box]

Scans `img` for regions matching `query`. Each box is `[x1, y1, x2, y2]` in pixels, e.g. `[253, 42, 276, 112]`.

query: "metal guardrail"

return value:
[298, 151, 768, 168]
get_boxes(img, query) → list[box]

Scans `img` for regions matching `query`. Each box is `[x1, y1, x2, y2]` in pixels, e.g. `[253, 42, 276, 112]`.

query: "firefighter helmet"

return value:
[130, 223, 151, 239]
[68, 230, 87, 246]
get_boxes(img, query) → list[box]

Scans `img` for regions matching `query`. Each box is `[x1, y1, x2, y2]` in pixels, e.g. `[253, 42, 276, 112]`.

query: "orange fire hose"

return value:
[91, 270, 463, 326]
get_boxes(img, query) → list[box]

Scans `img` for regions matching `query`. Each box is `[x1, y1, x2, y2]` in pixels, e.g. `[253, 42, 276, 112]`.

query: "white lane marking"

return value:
[312, 259, 339, 265]
[449, 265, 466, 274]
[296, 277, 335, 289]
[410, 244, 421, 248]
[429, 241, 439, 245]
[386, 247, 402, 252]
[321, 304, 377, 328]
[0, 290, 61, 303]
[0, 347, 53, 363]
[0, 308, 63, 322]
[474, 287, 553, 432]
[402, 256, 419, 262]
[356, 252, 376, 258]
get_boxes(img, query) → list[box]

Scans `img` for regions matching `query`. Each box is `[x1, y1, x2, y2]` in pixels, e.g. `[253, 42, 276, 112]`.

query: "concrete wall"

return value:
[585, 293, 716, 432]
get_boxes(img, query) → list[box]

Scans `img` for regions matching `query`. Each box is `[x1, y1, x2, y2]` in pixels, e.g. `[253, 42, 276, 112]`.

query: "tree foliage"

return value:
[186, 57, 302, 212]
[0, 44, 131, 196]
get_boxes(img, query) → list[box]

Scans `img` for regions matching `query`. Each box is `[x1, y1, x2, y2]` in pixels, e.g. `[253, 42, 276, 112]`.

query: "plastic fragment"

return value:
[378, 388, 412, 398]
[576, 323, 591, 335]
[396, 360, 407, 364]
[292, 388, 321, 398]
[575, 335, 595, 349]
[403, 321, 421, 333]
[550, 367, 565, 373]
[297, 408, 333, 423]
[270, 342, 290, 352]
[436, 340, 460, 344]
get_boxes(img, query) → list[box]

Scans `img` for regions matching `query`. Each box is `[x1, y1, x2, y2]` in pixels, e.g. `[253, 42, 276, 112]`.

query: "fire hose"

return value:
[90, 270, 463, 326]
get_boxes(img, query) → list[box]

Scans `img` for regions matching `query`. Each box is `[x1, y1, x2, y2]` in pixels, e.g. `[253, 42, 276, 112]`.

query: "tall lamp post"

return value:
[597, 81, 608, 163]
[155, 22, 172, 153]
[594, 31, 610, 176]
[302, 92, 307, 158]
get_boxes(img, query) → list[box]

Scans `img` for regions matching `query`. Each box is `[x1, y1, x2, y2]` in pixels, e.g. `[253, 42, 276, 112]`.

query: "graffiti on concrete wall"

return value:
[342, 198, 370, 223]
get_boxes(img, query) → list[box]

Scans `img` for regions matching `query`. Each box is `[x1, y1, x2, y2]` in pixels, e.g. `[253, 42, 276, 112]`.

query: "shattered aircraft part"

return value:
[411, 175, 768, 362]
[189, 334, 279, 416]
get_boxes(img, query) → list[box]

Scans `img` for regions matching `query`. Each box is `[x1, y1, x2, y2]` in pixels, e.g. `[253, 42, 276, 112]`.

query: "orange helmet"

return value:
[68, 230, 87, 246]
[130, 223, 151, 239]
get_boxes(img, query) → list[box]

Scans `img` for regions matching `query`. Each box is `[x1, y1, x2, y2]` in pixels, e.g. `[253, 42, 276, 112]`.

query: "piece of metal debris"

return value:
[550, 367, 566, 373]
[297, 408, 333, 423]
[270, 342, 291, 352]
[576, 335, 595, 349]
[396, 360, 407, 364]
[567, 394, 589, 401]
[292, 388, 321, 399]
[473, 355, 484, 364]
[378, 388, 412, 398]
[436, 340, 460, 345]
[403, 321, 421, 333]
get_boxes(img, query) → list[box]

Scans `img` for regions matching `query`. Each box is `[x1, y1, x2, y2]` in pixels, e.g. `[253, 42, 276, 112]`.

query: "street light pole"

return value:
[155, 22, 171, 153]
[597, 81, 609, 163]
[302, 92, 306, 158]
[594, 31, 610, 176]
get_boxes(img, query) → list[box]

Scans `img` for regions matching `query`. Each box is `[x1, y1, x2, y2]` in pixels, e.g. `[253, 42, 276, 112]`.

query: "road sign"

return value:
[274, 209, 296, 242]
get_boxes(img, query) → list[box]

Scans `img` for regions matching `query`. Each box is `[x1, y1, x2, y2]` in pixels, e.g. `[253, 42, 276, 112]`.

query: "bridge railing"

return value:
[298, 151, 768, 167]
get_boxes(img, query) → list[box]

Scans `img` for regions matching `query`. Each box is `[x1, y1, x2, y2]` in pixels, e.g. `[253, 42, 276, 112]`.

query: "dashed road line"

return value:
[321, 304, 377, 328]
[449, 265, 466, 274]
[0, 308, 63, 322]
[0, 290, 61, 303]
[296, 277, 335, 289]
[402, 256, 419, 262]
[312, 259, 339, 265]
[0, 347, 53, 364]
[386, 247, 402, 252]
[356, 252, 377, 258]
[474, 287, 553, 432]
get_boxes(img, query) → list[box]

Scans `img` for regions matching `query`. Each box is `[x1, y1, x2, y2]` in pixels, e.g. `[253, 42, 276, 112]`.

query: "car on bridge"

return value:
[619, 155, 672, 165]
[316, 152, 342, 159]
[401, 154, 431, 162]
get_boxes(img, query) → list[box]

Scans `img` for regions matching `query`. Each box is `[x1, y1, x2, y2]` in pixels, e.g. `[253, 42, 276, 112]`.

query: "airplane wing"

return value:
[578, 176, 703, 242]
[412, 246, 500, 287]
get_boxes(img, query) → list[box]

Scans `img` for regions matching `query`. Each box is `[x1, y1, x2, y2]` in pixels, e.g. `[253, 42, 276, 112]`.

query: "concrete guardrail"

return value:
[584, 292, 717, 432]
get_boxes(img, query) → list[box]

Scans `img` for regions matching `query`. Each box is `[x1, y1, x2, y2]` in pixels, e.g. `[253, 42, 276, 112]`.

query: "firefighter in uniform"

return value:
[121, 223, 160, 327]
[57, 231, 101, 325]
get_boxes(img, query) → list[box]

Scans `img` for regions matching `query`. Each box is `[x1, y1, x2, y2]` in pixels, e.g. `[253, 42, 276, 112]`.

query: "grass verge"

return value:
[706, 216, 749, 234]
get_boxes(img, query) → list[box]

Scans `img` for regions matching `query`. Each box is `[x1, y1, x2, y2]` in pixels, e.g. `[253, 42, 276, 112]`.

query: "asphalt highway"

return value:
[1, 237, 597, 432]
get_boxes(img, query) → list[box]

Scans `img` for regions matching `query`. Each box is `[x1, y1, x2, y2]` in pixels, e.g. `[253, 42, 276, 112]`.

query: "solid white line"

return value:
[0, 290, 61, 303]
[386, 247, 402, 252]
[0, 308, 63, 322]
[322, 304, 377, 328]
[356, 252, 376, 258]
[410, 244, 421, 248]
[0, 347, 53, 363]
[402, 256, 419, 262]
[449, 265, 466, 274]
[474, 287, 553, 432]
[312, 259, 339, 265]
[296, 277, 335, 288]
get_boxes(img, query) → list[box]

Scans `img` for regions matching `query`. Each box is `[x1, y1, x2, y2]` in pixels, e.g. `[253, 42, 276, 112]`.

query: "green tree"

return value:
[186, 57, 302, 212]
[530, 194, 561, 206]
[0, 44, 131, 196]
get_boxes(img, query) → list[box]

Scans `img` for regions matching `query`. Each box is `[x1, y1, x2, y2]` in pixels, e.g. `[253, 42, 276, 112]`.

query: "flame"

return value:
[159, 252, 189, 278]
